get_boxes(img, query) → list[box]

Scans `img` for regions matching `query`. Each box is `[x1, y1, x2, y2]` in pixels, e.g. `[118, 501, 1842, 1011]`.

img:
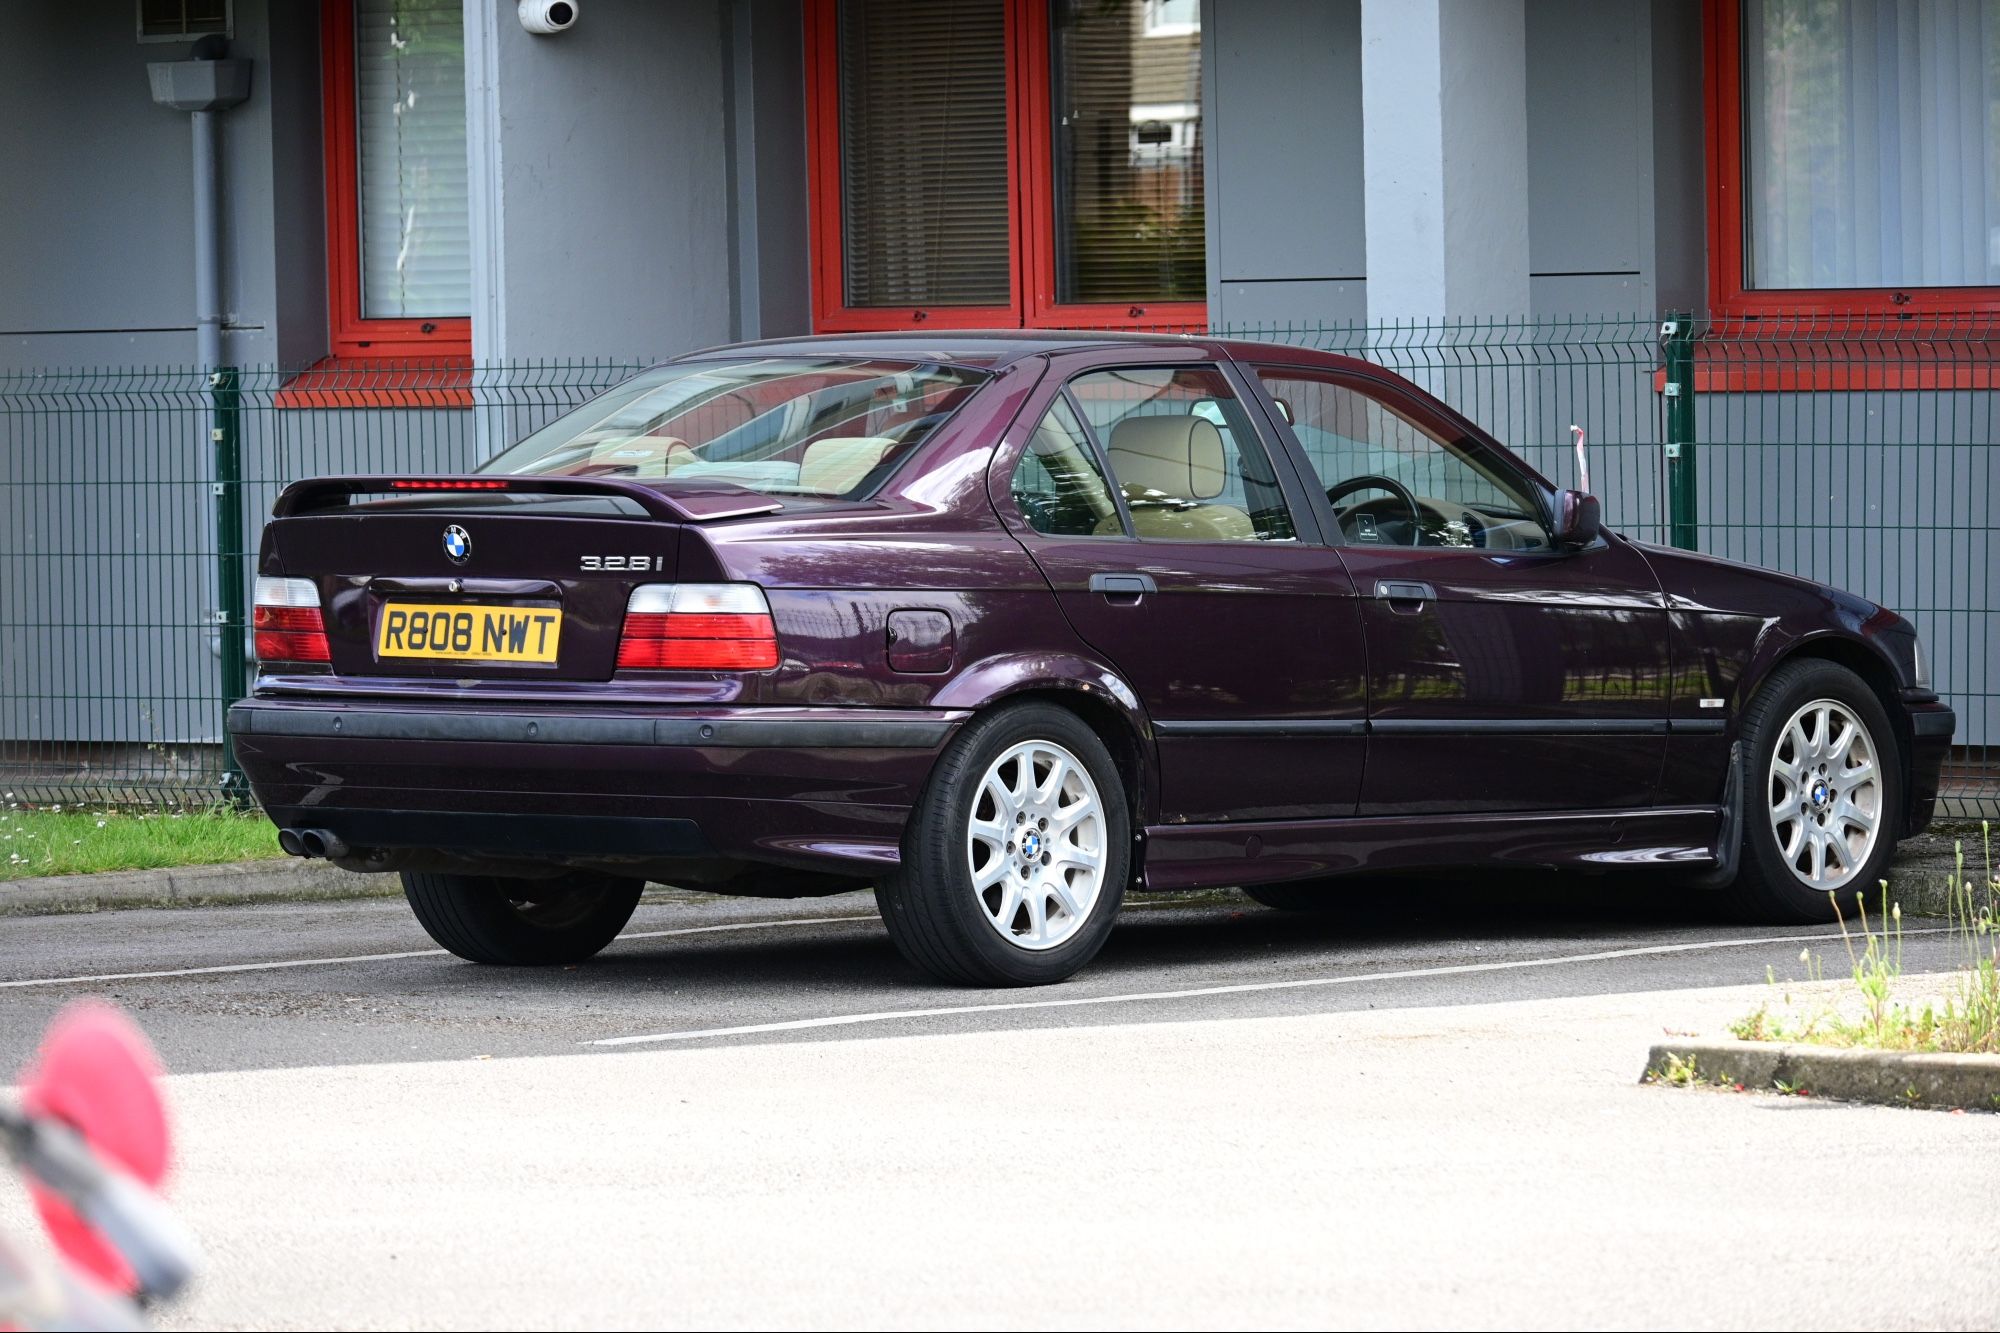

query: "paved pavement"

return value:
[1, 880, 1995, 1328]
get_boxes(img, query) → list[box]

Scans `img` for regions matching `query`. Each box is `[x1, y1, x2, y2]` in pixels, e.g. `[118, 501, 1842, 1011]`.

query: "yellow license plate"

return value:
[376, 603, 563, 663]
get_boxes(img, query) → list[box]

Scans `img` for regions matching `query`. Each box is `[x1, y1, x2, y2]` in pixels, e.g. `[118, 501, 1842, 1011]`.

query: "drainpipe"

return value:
[149, 39, 253, 801]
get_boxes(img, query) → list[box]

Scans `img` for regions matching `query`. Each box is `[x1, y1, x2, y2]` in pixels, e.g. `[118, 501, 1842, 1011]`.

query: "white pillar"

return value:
[464, 0, 508, 365]
[1360, 0, 1531, 319]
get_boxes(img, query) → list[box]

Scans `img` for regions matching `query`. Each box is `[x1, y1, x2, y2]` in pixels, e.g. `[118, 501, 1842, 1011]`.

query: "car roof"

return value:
[677, 329, 1340, 371]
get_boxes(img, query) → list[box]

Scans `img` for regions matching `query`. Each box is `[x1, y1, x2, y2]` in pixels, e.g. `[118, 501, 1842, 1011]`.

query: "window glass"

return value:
[1050, 0, 1205, 304]
[355, 0, 470, 318]
[1012, 396, 1124, 536]
[482, 358, 989, 505]
[1257, 370, 1552, 551]
[1069, 367, 1294, 542]
[839, 0, 1011, 307]
[1742, 0, 2000, 290]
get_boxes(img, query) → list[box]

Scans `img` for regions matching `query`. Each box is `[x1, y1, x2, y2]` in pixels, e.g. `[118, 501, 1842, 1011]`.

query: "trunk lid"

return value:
[261, 477, 763, 683]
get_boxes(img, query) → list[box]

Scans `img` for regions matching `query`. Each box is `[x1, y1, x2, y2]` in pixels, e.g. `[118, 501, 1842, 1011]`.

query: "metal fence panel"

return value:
[0, 325, 1990, 815]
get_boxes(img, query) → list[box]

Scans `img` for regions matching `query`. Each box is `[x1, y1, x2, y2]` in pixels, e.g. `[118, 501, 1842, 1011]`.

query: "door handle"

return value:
[1374, 579, 1435, 613]
[1089, 572, 1157, 602]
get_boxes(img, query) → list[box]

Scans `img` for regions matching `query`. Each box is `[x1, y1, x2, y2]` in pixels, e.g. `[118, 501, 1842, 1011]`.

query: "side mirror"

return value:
[1554, 489, 1601, 549]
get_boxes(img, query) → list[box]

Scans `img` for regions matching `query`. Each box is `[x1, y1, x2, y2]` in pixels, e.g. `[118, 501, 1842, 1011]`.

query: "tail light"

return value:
[253, 577, 331, 666]
[617, 584, 779, 670]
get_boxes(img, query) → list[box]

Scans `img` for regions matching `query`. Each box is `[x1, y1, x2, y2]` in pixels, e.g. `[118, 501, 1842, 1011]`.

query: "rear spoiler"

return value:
[271, 474, 784, 523]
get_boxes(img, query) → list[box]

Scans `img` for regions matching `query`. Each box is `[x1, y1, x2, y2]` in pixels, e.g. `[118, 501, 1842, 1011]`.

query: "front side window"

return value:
[1068, 367, 1294, 542]
[808, 0, 1206, 330]
[481, 358, 988, 505]
[1714, 0, 2000, 312]
[324, 0, 471, 358]
[1256, 370, 1551, 551]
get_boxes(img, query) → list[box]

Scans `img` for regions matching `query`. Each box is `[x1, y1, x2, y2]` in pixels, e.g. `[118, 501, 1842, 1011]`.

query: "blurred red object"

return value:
[16, 1003, 170, 1294]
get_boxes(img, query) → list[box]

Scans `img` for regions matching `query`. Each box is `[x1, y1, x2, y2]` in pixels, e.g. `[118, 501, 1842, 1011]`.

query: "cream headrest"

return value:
[1107, 415, 1227, 499]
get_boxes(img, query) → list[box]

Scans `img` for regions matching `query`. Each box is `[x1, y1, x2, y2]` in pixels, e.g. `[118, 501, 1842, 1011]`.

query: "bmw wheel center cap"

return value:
[443, 525, 472, 564]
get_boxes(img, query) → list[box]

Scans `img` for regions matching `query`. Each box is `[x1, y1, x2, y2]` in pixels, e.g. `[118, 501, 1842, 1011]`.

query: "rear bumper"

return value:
[1903, 700, 1956, 835]
[227, 699, 965, 877]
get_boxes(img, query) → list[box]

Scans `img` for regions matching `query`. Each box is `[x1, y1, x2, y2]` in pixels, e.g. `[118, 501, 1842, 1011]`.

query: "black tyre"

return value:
[1243, 882, 1341, 912]
[401, 870, 643, 965]
[1727, 659, 1901, 923]
[878, 703, 1129, 987]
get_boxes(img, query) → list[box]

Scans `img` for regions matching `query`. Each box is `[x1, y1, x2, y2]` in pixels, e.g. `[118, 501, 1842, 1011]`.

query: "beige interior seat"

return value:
[1094, 415, 1255, 540]
[799, 435, 897, 494]
[586, 434, 693, 476]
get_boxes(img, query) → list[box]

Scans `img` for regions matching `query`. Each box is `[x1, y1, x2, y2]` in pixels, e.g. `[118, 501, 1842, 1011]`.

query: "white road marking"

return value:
[0, 914, 880, 990]
[586, 926, 1964, 1047]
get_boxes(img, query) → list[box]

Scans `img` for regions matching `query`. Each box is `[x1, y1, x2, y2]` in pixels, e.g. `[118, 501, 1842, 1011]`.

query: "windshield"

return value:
[479, 357, 990, 504]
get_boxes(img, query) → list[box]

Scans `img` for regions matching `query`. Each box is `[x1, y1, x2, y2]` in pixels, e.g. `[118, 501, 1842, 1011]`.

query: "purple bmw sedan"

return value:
[233, 334, 1954, 986]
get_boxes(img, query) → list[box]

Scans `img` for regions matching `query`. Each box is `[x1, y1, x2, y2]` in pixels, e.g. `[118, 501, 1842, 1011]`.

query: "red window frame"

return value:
[803, 0, 1208, 333]
[1704, 0, 2000, 319]
[319, 0, 472, 361]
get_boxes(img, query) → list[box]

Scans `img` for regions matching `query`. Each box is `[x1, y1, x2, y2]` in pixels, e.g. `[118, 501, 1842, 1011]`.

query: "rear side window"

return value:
[479, 357, 989, 505]
[1068, 366, 1295, 542]
[1011, 396, 1124, 536]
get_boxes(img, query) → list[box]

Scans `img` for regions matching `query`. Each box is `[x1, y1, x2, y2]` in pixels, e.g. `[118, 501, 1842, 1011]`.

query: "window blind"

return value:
[1744, 0, 2000, 290]
[355, 0, 471, 320]
[1050, 0, 1204, 305]
[838, 0, 1011, 308]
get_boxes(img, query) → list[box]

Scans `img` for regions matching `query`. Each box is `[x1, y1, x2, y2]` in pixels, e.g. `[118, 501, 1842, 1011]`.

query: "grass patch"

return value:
[1733, 824, 2000, 1055]
[0, 803, 282, 881]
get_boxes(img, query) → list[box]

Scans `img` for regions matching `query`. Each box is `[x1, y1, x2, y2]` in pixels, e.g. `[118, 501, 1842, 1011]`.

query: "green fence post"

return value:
[1661, 313, 1698, 550]
[211, 366, 249, 805]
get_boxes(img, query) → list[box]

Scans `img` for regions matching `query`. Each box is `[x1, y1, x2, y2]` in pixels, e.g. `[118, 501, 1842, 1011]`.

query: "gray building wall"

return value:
[1204, 0, 1367, 330]
[467, 0, 731, 362]
[728, 0, 813, 342]
[0, 0, 325, 372]
[1203, 0, 1707, 324]
[1526, 0, 1655, 315]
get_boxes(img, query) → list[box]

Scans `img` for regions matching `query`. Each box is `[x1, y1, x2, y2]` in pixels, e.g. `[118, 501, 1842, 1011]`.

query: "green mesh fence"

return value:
[0, 320, 1991, 816]
[0, 362, 644, 805]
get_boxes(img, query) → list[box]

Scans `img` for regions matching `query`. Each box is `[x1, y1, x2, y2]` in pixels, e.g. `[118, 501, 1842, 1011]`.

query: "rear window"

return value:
[480, 357, 990, 504]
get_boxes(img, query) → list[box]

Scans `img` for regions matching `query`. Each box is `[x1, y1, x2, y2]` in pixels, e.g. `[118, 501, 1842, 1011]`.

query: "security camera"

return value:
[519, 0, 578, 34]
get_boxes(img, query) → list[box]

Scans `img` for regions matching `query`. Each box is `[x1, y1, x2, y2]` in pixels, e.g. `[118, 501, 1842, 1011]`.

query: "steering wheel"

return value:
[1326, 473, 1423, 542]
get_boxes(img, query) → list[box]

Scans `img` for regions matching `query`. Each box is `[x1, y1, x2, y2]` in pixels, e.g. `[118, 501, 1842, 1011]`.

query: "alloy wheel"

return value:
[1767, 697, 1882, 891]
[965, 739, 1107, 951]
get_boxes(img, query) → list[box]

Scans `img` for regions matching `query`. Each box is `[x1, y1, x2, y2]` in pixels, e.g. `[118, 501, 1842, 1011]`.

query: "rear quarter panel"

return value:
[697, 354, 1162, 810]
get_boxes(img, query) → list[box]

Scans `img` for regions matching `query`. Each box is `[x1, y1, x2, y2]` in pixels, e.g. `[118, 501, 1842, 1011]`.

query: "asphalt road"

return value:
[1, 880, 1995, 1328]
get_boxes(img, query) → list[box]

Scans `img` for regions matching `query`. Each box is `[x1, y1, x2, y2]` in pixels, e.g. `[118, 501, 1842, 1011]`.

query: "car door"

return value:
[995, 356, 1366, 824]
[1247, 363, 1670, 816]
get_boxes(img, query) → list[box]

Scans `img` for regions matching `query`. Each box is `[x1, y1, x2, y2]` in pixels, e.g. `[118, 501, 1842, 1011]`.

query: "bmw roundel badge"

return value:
[442, 524, 472, 564]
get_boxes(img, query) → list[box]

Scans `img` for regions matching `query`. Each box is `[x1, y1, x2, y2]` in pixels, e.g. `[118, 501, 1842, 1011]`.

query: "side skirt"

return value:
[1138, 806, 1725, 893]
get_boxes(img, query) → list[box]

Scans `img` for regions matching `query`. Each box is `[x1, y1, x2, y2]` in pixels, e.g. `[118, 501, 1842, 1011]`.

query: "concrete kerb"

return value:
[1644, 1039, 2000, 1112]
[0, 859, 401, 915]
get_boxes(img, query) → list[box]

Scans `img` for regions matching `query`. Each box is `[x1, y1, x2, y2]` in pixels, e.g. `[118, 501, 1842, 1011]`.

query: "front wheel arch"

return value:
[1743, 634, 1912, 837]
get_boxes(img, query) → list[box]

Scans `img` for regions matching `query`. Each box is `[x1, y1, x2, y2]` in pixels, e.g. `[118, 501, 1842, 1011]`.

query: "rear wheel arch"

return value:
[930, 657, 1157, 826]
[981, 687, 1152, 832]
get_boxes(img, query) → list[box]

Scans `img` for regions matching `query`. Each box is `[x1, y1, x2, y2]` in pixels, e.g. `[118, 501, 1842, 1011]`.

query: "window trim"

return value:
[1704, 0, 2000, 318]
[319, 0, 472, 361]
[803, 0, 1208, 333]
[1006, 388, 1136, 539]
